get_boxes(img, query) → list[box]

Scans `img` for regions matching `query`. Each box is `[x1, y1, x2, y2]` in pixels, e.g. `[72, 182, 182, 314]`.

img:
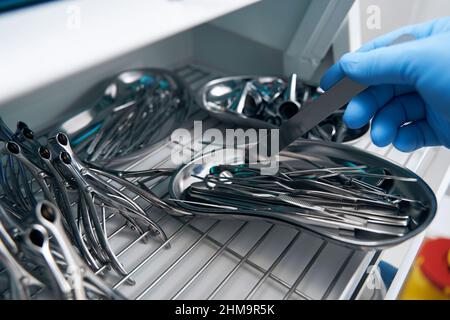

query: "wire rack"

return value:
[0, 64, 432, 300]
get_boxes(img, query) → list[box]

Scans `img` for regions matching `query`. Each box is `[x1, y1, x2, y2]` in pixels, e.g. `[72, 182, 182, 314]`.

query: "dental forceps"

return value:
[54, 151, 132, 277]
[4, 141, 54, 203]
[0, 234, 43, 300]
[38, 146, 99, 270]
[31, 201, 125, 300]
[54, 132, 187, 218]
[0, 121, 40, 213]
[92, 167, 192, 218]
[22, 224, 73, 299]
[50, 133, 168, 239]
[47, 133, 171, 276]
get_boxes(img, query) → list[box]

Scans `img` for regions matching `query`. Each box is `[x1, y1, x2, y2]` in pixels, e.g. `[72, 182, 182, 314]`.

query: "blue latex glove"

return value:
[321, 18, 450, 152]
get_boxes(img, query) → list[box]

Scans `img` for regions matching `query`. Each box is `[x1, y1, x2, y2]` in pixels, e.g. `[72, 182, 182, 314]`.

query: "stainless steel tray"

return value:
[51, 68, 192, 167]
[168, 140, 436, 250]
[197, 76, 370, 144]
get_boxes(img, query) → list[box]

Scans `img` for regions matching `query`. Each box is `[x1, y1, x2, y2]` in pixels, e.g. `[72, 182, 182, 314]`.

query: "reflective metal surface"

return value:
[0, 201, 125, 300]
[169, 140, 436, 250]
[0, 65, 436, 300]
[307, 110, 370, 144]
[198, 75, 369, 145]
[198, 75, 307, 130]
[55, 68, 191, 167]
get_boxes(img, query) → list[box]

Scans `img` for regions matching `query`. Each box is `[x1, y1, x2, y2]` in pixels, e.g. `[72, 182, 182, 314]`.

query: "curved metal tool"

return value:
[38, 146, 100, 270]
[22, 224, 73, 299]
[0, 235, 44, 300]
[50, 133, 168, 241]
[32, 201, 126, 300]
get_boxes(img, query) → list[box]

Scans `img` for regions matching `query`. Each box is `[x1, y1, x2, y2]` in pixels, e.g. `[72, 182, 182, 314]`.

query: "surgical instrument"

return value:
[0, 200, 126, 300]
[277, 73, 301, 120]
[31, 201, 126, 300]
[0, 117, 172, 281]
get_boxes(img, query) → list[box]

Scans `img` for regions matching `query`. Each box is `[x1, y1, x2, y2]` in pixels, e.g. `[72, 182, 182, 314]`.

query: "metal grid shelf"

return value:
[0, 64, 433, 300]
[83, 65, 373, 300]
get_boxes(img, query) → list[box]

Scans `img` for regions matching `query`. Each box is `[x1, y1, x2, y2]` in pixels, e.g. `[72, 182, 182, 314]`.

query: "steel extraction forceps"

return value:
[30, 201, 126, 300]
[48, 135, 155, 277]
[0, 211, 44, 300]
[0, 237, 44, 300]
[0, 121, 42, 214]
[37, 145, 100, 270]
[22, 223, 75, 299]
[4, 141, 54, 203]
[50, 132, 170, 238]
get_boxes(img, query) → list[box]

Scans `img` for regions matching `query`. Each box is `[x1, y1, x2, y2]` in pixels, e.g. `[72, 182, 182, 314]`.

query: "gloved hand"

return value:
[320, 17, 450, 152]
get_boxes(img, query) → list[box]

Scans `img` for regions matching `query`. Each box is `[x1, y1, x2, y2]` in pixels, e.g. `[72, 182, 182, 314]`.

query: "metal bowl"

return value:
[198, 76, 285, 130]
[169, 140, 436, 250]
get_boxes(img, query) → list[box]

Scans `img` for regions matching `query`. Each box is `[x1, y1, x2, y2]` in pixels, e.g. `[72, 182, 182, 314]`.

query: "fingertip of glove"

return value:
[370, 124, 392, 148]
[343, 111, 359, 130]
[393, 130, 418, 152]
[394, 143, 416, 153]
[343, 102, 370, 130]
[320, 63, 344, 90]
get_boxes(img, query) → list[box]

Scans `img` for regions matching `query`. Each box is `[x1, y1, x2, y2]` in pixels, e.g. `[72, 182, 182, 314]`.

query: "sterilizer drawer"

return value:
[3, 63, 435, 301]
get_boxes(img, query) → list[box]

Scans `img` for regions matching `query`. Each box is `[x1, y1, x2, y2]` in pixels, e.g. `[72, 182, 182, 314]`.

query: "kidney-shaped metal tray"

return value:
[169, 140, 437, 250]
[52, 68, 192, 167]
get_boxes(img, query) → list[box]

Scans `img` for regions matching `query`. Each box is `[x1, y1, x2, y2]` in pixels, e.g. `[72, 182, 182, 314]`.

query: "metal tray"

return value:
[51, 68, 192, 167]
[169, 140, 437, 250]
[197, 75, 282, 130]
[197, 76, 370, 145]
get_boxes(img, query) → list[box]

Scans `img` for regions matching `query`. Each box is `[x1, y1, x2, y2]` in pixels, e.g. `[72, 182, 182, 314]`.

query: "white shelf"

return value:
[0, 0, 259, 106]
[349, 134, 450, 299]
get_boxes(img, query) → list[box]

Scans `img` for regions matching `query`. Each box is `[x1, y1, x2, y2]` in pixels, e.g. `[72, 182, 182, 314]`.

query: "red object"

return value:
[419, 238, 450, 291]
